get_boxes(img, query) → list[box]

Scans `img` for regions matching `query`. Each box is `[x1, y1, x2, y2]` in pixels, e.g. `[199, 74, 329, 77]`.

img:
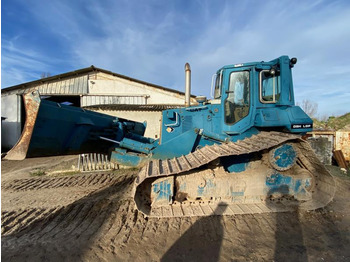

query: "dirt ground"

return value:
[1, 156, 350, 262]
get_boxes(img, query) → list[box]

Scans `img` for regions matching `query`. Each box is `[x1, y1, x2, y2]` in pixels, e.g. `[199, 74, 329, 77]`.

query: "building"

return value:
[1, 66, 197, 151]
[307, 130, 350, 165]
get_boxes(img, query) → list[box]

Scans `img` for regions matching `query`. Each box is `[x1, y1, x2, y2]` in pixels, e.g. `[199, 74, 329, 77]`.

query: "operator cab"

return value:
[210, 56, 311, 134]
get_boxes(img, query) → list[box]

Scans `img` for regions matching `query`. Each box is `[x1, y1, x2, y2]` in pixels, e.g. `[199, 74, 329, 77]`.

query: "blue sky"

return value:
[2, 0, 350, 117]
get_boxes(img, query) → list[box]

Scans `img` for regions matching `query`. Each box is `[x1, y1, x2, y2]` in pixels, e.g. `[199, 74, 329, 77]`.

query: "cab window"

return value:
[260, 70, 281, 103]
[224, 71, 250, 124]
[213, 70, 223, 99]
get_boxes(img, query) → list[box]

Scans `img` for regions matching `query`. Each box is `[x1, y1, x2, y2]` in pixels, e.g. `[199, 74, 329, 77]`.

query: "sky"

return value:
[2, 0, 350, 118]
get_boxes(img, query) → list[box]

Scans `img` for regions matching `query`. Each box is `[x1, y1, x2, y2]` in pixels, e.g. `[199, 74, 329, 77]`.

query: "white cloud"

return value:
[2, 0, 350, 116]
[2, 39, 58, 86]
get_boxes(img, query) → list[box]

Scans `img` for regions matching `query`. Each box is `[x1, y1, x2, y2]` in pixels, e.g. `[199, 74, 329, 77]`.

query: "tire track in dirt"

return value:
[2, 173, 137, 243]
[1, 208, 60, 236]
[2, 173, 123, 191]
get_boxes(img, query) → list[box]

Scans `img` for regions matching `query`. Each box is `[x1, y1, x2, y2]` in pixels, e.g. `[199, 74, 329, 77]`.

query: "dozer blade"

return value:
[4, 91, 41, 160]
[133, 131, 336, 218]
[4, 91, 140, 160]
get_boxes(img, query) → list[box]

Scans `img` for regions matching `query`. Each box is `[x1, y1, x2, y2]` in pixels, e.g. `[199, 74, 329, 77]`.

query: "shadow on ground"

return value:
[161, 204, 227, 262]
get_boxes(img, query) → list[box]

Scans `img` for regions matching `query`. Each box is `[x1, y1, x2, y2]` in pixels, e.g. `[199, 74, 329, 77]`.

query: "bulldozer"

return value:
[5, 56, 335, 218]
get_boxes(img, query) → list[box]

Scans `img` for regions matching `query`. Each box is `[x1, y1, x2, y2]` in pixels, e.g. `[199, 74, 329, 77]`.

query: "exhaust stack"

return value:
[185, 63, 191, 107]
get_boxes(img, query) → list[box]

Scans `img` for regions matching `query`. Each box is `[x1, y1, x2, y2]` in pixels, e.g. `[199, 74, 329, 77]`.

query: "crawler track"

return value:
[134, 131, 336, 218]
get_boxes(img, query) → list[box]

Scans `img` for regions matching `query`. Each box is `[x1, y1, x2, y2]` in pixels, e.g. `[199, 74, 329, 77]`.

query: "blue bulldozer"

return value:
[5, 56, 335, 217]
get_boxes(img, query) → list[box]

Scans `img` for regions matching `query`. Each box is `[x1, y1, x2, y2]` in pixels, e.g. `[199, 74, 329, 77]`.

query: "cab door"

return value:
[222, 67, 255, 134]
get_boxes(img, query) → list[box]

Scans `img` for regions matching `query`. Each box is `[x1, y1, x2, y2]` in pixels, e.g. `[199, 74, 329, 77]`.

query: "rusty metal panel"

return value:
[335, 131, 350, 161]
[5, 92, 41, 160]
[307, 137, 333, 165]
[333, 150, 348, 169]
[309, 132, 334, 151]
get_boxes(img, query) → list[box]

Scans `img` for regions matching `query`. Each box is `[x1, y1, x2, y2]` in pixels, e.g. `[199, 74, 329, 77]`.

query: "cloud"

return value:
[2, 0, 350, 116]
[2, 38, 57, 85]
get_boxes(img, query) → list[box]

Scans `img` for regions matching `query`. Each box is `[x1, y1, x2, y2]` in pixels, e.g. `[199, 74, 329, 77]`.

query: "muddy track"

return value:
[2, 172, 125, 192]
[135, 132, 335, 217]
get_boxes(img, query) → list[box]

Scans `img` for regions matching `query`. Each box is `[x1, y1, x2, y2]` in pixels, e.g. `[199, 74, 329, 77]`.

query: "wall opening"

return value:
[41, 95, 81, 107]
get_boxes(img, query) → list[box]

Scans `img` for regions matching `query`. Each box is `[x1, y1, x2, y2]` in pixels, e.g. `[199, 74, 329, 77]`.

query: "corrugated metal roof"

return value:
[84, 104, 184, 112]
[2, 66, 195, 97]
[38, 75, 88, 95]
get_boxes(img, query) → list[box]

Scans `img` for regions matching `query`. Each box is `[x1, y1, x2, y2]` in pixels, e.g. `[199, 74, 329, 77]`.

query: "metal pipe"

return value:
[99, 136, 120, 144]
[185, 63, 191, 107]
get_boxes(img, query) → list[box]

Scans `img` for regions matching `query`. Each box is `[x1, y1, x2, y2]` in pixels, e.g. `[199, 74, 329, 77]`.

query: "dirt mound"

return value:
[313, 112, 350, 130]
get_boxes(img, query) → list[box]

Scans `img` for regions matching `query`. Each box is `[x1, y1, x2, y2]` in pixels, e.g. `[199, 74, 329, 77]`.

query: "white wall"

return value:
[88, 78, 190, 105]
[1, 94, 22, 150]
